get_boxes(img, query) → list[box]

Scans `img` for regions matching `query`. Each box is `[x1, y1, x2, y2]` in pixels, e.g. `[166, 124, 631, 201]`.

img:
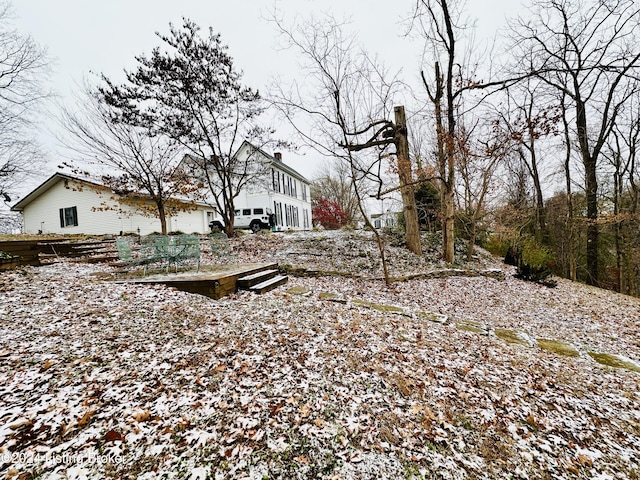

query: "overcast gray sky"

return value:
[9, 0, 524, 190]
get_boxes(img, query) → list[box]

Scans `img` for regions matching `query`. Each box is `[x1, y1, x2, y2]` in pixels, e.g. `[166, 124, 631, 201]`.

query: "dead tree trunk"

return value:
[394, 106, 422, 255]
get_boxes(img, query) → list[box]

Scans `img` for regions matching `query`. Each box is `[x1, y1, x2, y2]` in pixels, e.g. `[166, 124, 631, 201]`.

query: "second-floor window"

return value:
[272, 168, 307, 200]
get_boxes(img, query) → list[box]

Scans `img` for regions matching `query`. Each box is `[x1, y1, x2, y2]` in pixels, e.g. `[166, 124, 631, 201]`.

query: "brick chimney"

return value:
[274, 152, 282, 161]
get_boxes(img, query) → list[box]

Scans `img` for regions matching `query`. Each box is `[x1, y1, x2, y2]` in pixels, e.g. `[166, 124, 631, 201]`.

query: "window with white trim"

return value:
[303, 209, 309, 229]
[59, 206, 78, 228]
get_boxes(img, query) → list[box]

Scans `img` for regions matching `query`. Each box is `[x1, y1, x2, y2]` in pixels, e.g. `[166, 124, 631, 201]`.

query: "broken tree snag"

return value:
[338, 120, 395, 151]
[337, 105, 421, 257]
[394, 106, 422, 255]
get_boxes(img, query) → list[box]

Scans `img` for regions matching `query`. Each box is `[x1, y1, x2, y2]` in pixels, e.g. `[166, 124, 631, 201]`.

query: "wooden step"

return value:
[237, 269, 279, 288]
[249, 275, 288, 294]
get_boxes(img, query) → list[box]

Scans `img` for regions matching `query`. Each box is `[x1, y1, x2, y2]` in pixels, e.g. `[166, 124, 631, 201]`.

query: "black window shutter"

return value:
[72, 206, 78, 226]
[59, 208, 65, 228]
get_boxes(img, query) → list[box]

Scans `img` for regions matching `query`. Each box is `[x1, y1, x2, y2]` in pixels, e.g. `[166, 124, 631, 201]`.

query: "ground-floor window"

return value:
[273, 202, 305, 228]
[274, 201, 283, 226]
[303, 209, 309, 229]
[292, 206, 299, 227]
[59, 206, 78, 228]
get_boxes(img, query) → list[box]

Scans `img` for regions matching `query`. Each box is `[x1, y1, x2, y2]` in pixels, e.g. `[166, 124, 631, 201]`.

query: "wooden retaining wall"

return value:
[38, 239, 115, 258]
[0, 238, 116, 270]
[0, 240, 41, 270]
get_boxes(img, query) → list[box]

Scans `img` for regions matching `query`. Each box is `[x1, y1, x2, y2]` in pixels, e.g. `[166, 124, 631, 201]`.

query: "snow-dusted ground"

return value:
[0, 230, 639, 479]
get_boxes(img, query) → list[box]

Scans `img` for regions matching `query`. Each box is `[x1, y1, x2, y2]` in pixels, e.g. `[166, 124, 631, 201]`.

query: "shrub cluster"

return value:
[505, 238, 558, 288]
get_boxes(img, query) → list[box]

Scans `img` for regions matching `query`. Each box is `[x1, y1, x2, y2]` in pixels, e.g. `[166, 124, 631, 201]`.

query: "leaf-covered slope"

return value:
[0, 231, 638, 479]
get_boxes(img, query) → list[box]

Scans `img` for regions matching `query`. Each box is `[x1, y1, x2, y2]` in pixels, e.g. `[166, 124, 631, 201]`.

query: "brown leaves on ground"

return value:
[0, 231, 638, 479]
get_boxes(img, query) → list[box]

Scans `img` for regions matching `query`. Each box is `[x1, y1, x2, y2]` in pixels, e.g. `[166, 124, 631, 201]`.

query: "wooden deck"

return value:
[126, 263, 280, 299]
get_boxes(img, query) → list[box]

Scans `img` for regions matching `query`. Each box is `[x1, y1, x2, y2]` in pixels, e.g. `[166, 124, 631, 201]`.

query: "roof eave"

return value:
[10, 173, 67, 211]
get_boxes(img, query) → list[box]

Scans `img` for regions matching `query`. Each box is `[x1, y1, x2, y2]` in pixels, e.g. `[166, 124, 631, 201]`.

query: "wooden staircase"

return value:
[237, 268, 288, 294]
[127, 263, 288, 299]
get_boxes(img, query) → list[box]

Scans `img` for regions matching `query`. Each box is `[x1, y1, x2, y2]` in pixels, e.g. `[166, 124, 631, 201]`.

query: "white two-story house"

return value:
[187, 141, 312, 232]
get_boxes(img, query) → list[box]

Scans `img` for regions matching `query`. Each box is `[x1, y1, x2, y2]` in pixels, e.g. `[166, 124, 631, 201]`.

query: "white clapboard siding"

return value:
[20, 176, 214, 235]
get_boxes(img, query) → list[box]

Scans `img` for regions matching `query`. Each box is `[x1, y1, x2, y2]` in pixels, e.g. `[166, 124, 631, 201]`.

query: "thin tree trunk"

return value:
[157, 201, 168, 235]
[561, 96, 577, 281]
[443, 0, 456, 264]
[526, 139, 547, 242]
[443, 182, 455, 263]
[613, 152, 623, 293]
[466, 218, 476, 261]
[585, 161, 599, 286]
[574, 94, 599, 286]
[443, 109, 455, 263]
[350, 162, 390, 284]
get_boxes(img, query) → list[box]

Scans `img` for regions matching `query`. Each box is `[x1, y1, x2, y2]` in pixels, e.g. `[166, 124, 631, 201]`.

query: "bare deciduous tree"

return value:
[455, 113, 506, 261]
[512, 0, 640, 286]
[60, 86, 200, 235]
[500, 81, 561, 242]
[413, 0, 462, 264]
[269, 13, 419, 282]
[412, 0, 533, 263]
[0, 1, 48, 203]
[601, 94, 640, 294]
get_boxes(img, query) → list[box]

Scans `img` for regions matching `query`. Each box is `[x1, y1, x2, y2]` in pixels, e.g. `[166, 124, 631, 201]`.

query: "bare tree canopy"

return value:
[269, 11, 423, 265]
[497, 80, 562, 242]
[59, 85, 200, 235]
[0, 0, 48, 203]
[310, 161, 362, 226]
[511, 0, 640, 286]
